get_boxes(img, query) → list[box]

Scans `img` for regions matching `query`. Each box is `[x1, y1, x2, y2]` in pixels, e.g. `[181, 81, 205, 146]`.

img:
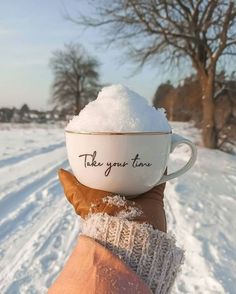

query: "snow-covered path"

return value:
[0, 123, 235, 293]
[0, 125, 81, 294]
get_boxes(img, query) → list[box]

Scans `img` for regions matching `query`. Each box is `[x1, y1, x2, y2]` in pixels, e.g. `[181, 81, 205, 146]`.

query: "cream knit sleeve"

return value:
[81, 213, 184, 294]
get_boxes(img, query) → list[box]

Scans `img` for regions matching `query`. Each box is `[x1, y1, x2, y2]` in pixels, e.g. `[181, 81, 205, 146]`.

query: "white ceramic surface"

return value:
[65, 131, 197, 196]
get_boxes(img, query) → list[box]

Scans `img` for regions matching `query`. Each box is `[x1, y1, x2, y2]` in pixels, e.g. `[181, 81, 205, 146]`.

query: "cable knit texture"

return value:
[82, 213, 184, 294]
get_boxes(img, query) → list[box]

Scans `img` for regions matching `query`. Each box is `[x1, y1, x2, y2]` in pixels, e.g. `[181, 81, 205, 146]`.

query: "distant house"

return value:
[0, 108, 14, 122]
[0, 104, 68, 124]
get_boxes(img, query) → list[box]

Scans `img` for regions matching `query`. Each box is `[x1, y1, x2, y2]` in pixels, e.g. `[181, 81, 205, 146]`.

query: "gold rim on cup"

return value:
[65, 130, 172, 135]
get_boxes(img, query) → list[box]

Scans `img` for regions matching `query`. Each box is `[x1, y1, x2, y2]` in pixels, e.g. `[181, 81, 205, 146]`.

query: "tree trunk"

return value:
[75, 76, 81, 115]
[200, 75, 217, 148]
[75, 92, 80, 114]
[169, 94, 174, 121]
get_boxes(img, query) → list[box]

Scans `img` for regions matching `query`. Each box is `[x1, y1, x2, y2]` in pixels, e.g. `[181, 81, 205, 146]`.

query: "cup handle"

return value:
[156, 133, 197, 185]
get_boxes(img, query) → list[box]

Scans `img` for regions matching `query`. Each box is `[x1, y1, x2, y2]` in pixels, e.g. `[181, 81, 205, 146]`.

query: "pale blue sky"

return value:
[0, 0, 188, 110]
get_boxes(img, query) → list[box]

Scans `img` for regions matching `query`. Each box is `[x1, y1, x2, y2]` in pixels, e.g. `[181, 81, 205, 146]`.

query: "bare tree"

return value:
[75, 0, 236, 148]
[50, 43, 100, 114]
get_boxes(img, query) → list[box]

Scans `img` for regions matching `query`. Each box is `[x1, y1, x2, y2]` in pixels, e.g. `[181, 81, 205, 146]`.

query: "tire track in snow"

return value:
[0, 158, 68, 221]
[0, 178, 59, 244]
[0, 142, 65, 168]
[1, 196, 81, 294]
[0, 126, 77, 294]
[0, 169, 81, 293]
[0, 143, 66, 199]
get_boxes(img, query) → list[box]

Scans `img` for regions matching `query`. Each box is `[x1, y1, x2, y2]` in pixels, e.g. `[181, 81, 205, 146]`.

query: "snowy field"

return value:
[0, 122, 235, 294]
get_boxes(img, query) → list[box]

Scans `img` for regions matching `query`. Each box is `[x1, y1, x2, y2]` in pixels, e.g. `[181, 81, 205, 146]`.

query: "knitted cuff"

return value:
[81, 213, 184, 294]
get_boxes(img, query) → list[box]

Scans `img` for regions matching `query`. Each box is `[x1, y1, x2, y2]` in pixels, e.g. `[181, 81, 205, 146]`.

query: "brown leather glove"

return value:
[59, 169, 166, 232]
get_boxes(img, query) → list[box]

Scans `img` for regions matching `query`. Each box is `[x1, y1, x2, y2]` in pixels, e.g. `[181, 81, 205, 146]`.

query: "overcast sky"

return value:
[0, 0, 189, 110]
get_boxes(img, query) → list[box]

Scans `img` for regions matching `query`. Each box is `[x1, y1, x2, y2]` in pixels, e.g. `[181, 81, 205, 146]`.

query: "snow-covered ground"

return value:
[0, 122, 235, 294]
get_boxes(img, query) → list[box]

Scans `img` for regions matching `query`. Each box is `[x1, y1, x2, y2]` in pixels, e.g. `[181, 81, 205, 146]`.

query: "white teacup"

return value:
[65, 131, 197, 196]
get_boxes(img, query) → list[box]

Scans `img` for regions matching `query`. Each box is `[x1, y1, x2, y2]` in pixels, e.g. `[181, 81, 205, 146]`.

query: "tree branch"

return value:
[212, 1, 234, 63]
